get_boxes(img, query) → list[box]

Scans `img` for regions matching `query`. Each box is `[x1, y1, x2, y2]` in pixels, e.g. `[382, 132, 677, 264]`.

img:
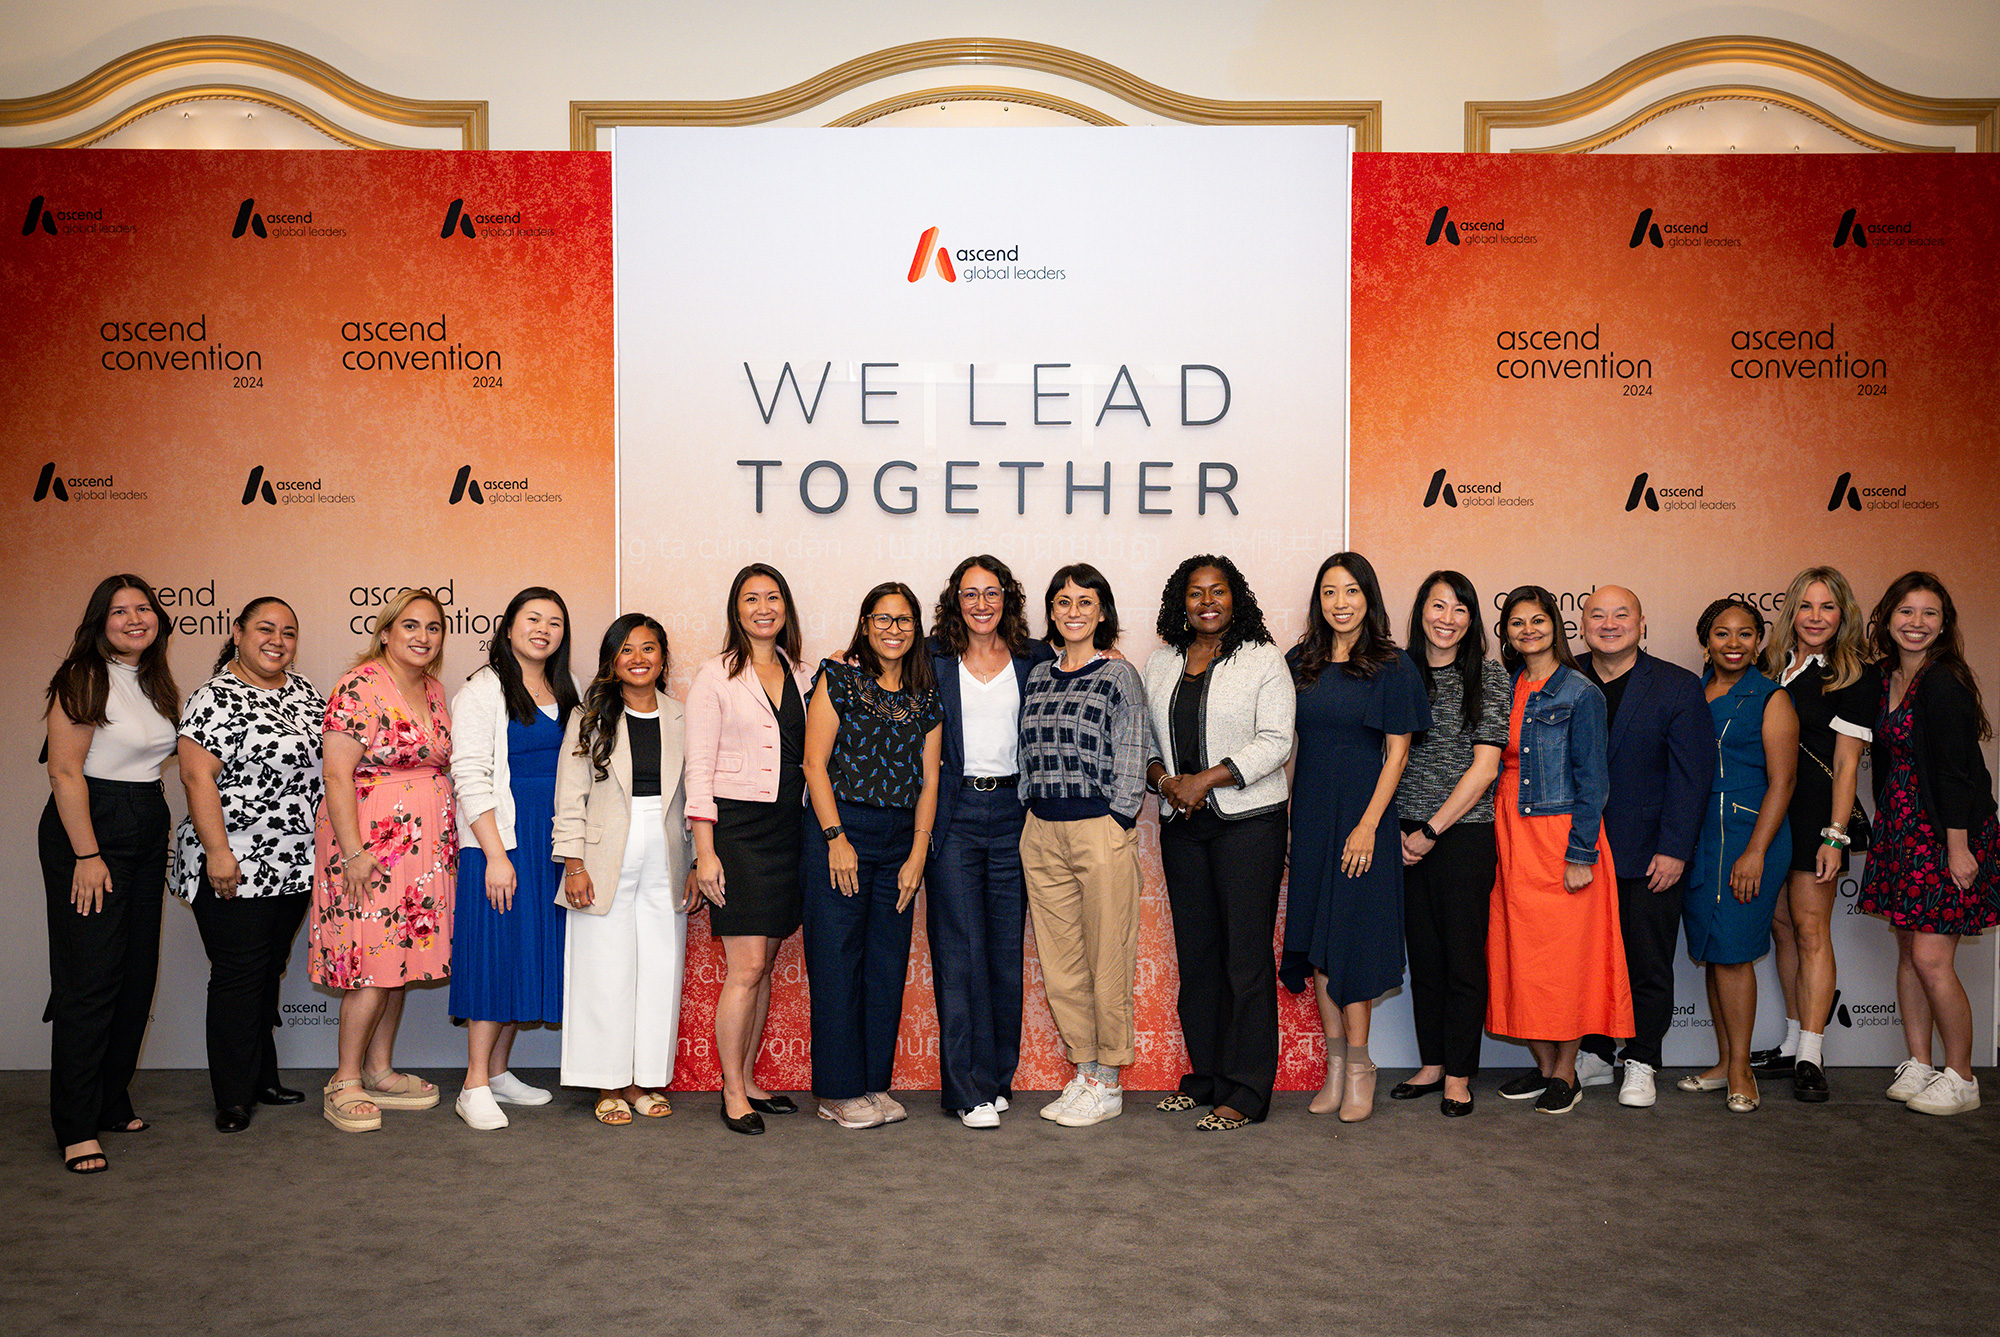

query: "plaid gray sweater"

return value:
[1018, 656, 1149, 822]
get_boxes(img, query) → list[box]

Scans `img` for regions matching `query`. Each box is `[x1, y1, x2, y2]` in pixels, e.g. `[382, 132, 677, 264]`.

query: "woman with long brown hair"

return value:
[1858, 572, 1999, 1116]
[42, 575, 179, 1171]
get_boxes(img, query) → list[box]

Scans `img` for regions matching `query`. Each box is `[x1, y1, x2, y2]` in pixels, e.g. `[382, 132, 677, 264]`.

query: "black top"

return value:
[1872, 663, 1998, 832]
[772, 673, 806, 768]
[1170, 669, 1206, 778]
[627, 712, 661, 798]
[1784, 657, 1876, 766]
[816, 660, 942, 810]
[1585, 659, 1632, 729]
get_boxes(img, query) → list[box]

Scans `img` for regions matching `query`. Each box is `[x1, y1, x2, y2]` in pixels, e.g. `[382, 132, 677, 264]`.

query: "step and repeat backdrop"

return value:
[0, 149, 614, 1070]
[1, 137, 1994, 1080]
[1349, 152, 2000, 1066]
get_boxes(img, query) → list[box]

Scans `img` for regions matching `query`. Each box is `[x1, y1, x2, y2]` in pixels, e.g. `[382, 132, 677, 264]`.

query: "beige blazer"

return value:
[552, 702, 691, 916]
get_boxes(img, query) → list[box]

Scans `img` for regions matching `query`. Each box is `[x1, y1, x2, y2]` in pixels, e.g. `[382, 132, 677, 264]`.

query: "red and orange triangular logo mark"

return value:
[907, 226, 957, 282]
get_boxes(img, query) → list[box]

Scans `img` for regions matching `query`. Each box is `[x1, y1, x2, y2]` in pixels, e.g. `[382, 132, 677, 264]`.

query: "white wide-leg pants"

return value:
[560, 796, 688, 1089]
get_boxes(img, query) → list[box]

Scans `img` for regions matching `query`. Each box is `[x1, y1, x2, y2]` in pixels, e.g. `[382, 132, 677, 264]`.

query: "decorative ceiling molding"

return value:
[1525, 87, 1946, 155]
[1466, 35, 1995, 153]
[0, 35, 488, 149]
[829, 86, 1122, 128]
[573, 38, 1377, 147]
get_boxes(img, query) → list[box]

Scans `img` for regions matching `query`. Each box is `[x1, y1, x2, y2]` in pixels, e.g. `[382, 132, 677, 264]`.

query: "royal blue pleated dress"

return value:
[449, 707, 566, 1022]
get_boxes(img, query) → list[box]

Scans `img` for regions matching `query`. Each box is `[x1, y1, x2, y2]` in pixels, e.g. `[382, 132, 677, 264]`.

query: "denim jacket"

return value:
[1513, 662, 1611, 865]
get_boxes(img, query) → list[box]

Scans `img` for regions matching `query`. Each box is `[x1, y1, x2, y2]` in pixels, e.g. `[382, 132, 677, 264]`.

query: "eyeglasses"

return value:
[957, 588, 1004, 604]
[868, 614, 916, 631]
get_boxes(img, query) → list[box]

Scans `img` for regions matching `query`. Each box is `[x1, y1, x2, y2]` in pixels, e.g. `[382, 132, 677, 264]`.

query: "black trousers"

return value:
[1401, 820, 1496, 1079]
[925, 786, 1027, 1112]
[189, 887, 309, 1110]
[1582, 873, 1684, 1069]
[40, 781, 169, 1147]
[1160, 805, 1286, 1121]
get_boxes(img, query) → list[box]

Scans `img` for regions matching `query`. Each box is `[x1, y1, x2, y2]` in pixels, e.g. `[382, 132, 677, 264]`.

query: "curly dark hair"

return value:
[1696, 597, 1766, 648]
[1291, 552, 1398, 687]
[932, 554, 1030, 657]
[1154, 554, 1271, 661]
[575, 613, 670, 782]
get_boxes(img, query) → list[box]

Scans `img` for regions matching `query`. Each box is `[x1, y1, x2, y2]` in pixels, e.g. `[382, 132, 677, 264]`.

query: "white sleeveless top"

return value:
[82, 661, 178, 781]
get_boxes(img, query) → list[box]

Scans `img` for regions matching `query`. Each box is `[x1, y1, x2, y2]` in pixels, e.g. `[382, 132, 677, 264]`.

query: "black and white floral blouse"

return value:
[173, 670, 327, 901]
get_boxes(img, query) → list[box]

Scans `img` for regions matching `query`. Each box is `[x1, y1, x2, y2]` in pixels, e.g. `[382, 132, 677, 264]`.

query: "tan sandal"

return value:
[631, 1092, 672, 1118]
[594, 1097, 633, 1126]
[362, 1068, 439, 1111]
[323, 1077, 382, 1133]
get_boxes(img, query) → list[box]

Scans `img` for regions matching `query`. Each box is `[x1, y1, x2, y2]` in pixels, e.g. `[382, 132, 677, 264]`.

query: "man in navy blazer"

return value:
[1576, 586, 1717, 1107]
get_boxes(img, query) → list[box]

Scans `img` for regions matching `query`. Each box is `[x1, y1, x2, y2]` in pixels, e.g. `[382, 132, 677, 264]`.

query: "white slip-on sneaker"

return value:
[960, 1102, 1001, 1130]
[1618, 1060, 1658, 1108]
[454, 1086, 509, 1131]
[1055, 1079, 1124, 1127]
[1573, 1052, 1616, 1088]
[1887, 1059, 1939, 1102]
[994, 1096, 1010, 1112]
[1040, 1077, 1084, 1122]
[1907, 1069, 1981, 1117]
[487, 1071, 552, 1106]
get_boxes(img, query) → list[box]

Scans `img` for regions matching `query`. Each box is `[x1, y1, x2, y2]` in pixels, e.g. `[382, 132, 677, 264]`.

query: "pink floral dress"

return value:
[308, 662, 458, 988]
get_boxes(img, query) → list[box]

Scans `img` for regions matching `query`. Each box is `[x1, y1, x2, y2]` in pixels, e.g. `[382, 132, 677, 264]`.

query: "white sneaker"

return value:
[994, 1095, 1010, 1112]
[1039, 1077, 1084, 1122]
[960, 1102, 1001, 1129]
[487, 1070, 552, 1106]
[1574, 1052, 1616, 1088]
[1887, 1059, 1939, 1102]
[454, 1086, 508, 1131]
[1618, 1060, 1657, 1108]
[1908, 1069, 1981, 1116]
[1054, 1078, 1124, 1127]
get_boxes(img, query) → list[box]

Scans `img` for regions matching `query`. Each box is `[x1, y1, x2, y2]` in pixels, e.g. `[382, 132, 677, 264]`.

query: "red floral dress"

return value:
[308, 662, 458, 987]
[1857, 666, 2000, 935]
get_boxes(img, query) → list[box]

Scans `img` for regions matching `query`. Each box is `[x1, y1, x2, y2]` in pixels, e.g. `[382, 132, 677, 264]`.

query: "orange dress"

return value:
[1485, 675, 1633, 1041]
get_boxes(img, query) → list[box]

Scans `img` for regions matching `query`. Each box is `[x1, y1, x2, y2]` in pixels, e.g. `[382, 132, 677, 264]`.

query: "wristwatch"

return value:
[1421, 821, 1441, 841]
[822, 824, 844, 841]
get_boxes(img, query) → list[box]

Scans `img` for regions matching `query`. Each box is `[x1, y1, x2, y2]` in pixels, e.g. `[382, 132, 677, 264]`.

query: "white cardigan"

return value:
[450, 666, 580, 849]
[1142, 640, 1296, 819]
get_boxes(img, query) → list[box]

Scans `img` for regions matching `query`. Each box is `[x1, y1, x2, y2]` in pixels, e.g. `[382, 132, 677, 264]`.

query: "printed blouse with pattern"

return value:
[173, 670, 327, 901]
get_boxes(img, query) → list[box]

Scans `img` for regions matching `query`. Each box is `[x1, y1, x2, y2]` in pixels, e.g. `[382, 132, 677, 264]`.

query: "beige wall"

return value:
[3, 0, 1995, 150]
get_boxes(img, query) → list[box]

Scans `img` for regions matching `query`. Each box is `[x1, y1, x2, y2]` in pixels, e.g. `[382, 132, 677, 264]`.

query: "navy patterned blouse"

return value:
[814, 660, 942, 809]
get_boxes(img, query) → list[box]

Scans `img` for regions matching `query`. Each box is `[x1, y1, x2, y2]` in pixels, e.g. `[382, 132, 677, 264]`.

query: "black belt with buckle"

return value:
[963, 774, 1019, 791]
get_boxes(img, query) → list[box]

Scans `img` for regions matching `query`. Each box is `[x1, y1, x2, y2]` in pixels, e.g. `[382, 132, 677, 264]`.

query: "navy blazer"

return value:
[929, 638, 1055, 849]
[1593, 650, 1717, 879]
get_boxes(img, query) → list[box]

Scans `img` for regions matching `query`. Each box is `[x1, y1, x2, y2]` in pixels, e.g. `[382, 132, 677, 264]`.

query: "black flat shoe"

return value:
[99, 1118, 148, 1133]
[747, 1095, 797, 1115]
[64, 1152, 109, 1174]
[215, 1106, 253, 1133]
[257, 1084, 306, 1106]
[1749, 1048, 1796, 1075]
[721, 1106, 766, 1135]
[1441, 1095, 1475, 1117]
[1792, 1060, 1831, 1102]
[1390, 1079, 1445, 1100]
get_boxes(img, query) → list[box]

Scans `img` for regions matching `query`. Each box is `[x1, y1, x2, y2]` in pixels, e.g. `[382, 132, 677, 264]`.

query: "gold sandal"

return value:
[362, 1068, 439, 1111]
[323, 1077, 382, 1133]
[631, 1092, 673, 1118]
[593, 1097, 633, 1126]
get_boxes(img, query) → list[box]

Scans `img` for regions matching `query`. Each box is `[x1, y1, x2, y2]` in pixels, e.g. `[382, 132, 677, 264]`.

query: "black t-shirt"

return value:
[1171, 669, 1207, 777]
[1584, 658, 1632, 730]
[627, 711, 661, 798]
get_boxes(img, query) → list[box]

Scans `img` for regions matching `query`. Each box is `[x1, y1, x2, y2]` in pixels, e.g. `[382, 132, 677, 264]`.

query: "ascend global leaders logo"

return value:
[903, 224, 1064, 284]
[449, 466, 561, 506]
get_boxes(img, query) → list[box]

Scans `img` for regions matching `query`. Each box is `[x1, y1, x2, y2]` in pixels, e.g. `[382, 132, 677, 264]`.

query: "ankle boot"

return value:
[1309, 1054, 1346, 1115]
[1339, 1059, 1378, 1123]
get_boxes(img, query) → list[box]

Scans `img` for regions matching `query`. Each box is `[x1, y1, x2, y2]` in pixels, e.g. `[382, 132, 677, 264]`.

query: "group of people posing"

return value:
[38, 554, 1999, 1172]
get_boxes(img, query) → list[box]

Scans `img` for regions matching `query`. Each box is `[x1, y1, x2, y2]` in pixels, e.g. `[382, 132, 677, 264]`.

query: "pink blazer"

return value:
[682, 651, 816, 822]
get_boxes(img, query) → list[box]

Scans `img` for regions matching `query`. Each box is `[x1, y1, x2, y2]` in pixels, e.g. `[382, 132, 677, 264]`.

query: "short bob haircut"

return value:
[1042, 563, 1119, 651]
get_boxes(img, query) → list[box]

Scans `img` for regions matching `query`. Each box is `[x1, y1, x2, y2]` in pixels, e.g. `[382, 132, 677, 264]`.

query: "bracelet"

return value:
[1820, 826, 1852, 848]
[71, 849, 99, 861]
[566, 867, 589, 880]
[341, 849, 370, 866]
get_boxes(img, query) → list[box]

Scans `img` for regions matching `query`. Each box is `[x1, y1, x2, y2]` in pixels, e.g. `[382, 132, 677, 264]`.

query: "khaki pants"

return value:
[1019, 812, 1142, 1067]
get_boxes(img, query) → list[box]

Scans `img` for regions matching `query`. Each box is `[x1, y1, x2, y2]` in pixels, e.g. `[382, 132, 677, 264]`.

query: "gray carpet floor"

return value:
[8, 1066, 1999, 1337]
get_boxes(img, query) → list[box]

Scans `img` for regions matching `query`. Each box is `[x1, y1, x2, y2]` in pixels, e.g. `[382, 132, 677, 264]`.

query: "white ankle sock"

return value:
[1797, 1031, 1824, 1067]
[1780, 1018, 1801, 1056]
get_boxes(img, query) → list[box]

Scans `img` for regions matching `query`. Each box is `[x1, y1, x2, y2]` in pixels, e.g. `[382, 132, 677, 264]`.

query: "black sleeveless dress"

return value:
[708, 673, 807, 938]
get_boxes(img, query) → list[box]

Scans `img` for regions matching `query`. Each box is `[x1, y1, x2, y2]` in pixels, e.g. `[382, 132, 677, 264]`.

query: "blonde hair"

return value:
[1764, 566, 1868, 690]
[350, 587, 447, 675]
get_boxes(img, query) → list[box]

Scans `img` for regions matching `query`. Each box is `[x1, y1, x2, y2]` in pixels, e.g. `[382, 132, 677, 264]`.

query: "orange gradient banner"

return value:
[0, 148, 614, 1069]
